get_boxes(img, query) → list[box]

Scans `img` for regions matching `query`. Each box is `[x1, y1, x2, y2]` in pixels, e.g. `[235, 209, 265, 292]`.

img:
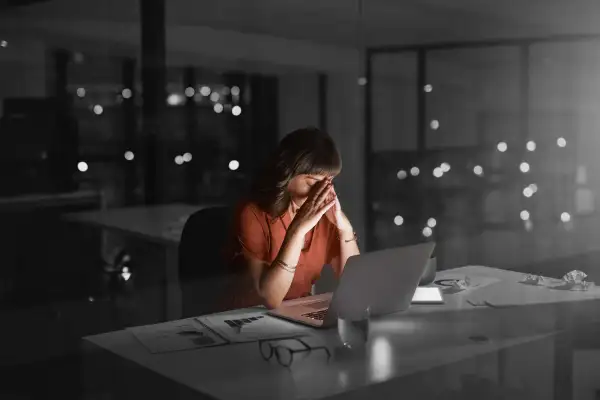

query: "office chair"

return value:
[178, 205, 234, 317]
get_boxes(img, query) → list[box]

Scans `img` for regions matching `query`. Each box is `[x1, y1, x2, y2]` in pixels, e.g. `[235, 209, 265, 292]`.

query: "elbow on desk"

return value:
[263, 301, 279, 310]
[257, 291, 283, 310]
[256, 280, 284, 310]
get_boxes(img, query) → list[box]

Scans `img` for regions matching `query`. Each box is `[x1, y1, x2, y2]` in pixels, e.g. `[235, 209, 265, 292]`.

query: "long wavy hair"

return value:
[249, 127, 342, 219]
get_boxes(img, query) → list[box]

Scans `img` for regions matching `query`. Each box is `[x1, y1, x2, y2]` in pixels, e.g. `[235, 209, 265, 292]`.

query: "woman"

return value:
[224, 127, 360, 309]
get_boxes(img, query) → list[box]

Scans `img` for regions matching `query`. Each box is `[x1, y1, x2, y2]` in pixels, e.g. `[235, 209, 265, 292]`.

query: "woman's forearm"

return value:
[258, 228, 305, 309]
[337, 228, 360, 275]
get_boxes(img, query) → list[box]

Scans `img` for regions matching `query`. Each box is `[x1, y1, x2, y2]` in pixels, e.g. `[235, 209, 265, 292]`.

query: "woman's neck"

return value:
[288, 196, 309, 220]
[289, 198, 299, 217]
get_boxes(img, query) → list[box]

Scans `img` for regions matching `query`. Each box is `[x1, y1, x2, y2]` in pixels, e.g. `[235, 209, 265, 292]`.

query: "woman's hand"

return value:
[325, 185, 353, 235]
[289, 179, 336, 236]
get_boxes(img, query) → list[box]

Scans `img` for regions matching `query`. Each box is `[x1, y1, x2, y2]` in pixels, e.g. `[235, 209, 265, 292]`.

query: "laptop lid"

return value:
[327, 242, 436, 321]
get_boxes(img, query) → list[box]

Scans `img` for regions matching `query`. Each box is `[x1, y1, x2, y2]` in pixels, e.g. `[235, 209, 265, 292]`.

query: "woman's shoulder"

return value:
[233, 198, 268, 223]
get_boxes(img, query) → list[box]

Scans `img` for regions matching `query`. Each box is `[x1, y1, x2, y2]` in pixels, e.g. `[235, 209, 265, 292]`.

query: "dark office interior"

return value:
[3, 1, 600, 399]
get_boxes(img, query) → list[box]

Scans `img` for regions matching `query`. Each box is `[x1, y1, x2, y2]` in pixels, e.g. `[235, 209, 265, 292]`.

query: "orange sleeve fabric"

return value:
[234, 203, 270, 264]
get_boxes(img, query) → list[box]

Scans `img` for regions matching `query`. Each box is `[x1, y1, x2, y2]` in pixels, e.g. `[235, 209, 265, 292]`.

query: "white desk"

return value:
[65, 203, 217, 320]
[0, 189, 104, 211]
[82, 266, 600, 400]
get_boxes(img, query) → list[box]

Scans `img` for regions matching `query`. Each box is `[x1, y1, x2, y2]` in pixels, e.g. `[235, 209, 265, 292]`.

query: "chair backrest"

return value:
[178, 205, 233, 284]
[178, 205, 235, 317]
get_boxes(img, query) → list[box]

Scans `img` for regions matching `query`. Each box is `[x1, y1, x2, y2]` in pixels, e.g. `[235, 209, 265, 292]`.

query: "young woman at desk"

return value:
[224, 127, 360, 310]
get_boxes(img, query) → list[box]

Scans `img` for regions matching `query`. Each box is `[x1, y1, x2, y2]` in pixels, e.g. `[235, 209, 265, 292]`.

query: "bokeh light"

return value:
[184, 87, 195, 97]
[229, 160, 240, 171]
[526, 141, 536, 151]
[200, 86, 211, 96]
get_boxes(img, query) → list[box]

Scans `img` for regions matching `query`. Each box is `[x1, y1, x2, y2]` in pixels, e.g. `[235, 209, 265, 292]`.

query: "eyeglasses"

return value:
[258, 337, 331, 367]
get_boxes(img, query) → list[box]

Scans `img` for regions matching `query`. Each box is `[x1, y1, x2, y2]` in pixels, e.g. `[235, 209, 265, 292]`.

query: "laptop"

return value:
[268, 242, 436, 328]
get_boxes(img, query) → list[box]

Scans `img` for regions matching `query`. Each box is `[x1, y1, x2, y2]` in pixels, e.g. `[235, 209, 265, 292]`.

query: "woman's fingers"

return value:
[314, 181, 333, 206]
[318, 197, 337, 216]
[306, 180, 326, 204]
[314, 179, 329, 202]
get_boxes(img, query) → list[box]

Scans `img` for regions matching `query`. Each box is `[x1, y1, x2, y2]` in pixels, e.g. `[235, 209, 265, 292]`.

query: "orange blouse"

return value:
[223, 200, 341, 309]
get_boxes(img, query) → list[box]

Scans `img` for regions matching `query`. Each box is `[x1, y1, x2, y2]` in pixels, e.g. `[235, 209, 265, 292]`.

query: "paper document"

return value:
[197, 311, 313, 343]
[412, 287, 444, 304]
[128, 319, 227, 354]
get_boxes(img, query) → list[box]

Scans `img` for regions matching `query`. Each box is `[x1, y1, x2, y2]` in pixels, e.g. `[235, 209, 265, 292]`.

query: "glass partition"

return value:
[367, 39, 600, 272]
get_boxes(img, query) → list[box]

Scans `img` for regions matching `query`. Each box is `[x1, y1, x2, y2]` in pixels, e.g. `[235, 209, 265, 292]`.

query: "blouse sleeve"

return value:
[234, 203, 270, 263]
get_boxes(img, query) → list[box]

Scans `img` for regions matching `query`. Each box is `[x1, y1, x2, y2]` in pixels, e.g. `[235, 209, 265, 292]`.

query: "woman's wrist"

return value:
[338, 228, 356, 242]
[287, 221, 307, 238]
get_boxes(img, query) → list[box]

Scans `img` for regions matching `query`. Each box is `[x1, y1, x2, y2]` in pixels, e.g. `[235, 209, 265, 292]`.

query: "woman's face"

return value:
[287, 174, 332, 203]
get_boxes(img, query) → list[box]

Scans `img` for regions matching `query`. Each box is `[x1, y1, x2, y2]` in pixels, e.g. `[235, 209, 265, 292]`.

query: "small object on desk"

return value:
[337, 307, 370, 350]
[455, 276, 471, 290]
[563, 270, 588, 284]
[259, 337, 331, 367]
[558, 270, 595, 291]
[128, 319, 227, 354]
[435, 276, 471, 294]
[519, 274, 545, 286]
[433, 274, 500, 295]
[435, 276, 470, 288]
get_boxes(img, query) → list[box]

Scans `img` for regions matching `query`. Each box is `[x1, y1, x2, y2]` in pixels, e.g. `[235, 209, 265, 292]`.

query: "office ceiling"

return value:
[167, 0, 600, 47]
[0, 0, 50, 9]
[3, 0, 600, 48]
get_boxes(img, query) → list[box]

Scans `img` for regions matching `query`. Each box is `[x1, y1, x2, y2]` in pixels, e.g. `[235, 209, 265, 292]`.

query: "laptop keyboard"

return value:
[304, 300, 330, 310]
[302, 309, 328, 321]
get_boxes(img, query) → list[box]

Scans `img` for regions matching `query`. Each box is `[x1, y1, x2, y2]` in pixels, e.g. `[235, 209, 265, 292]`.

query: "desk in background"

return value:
[0, 190, 105, 302]
[0, 190, 104, 212]
[64, 203, 218, 321]
[82, 266, 600, 400]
